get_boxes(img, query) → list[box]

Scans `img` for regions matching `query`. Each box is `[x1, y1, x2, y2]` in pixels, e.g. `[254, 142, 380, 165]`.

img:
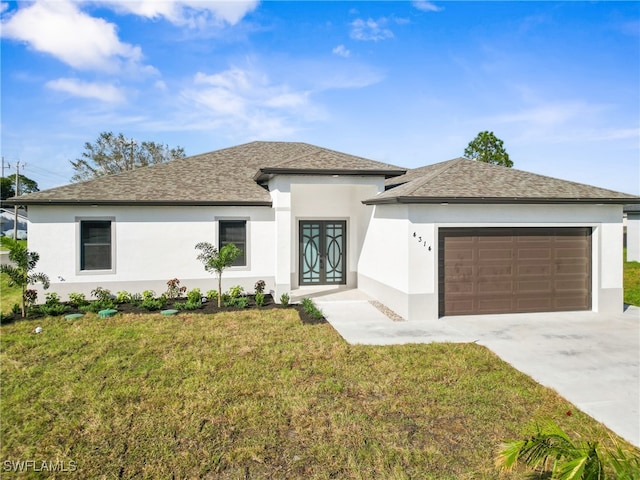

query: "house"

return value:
[0, 207, 28, 238]
[624, 204, 640, 262]
[6, 141, 639, 321]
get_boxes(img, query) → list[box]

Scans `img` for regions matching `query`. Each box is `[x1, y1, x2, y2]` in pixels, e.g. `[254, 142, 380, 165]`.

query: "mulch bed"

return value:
[2, 295, 327, 326]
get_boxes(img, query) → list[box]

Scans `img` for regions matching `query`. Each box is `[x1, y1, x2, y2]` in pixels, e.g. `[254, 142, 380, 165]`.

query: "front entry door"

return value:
[299, 221, 346, 285]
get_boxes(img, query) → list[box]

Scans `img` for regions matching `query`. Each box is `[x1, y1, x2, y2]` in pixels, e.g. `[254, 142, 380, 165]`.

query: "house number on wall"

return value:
[413, 232, 431, 251]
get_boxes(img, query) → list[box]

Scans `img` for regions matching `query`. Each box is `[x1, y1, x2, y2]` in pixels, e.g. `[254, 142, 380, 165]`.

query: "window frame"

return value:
[76, 217, 116, 275]
[217, 218, 249, 269]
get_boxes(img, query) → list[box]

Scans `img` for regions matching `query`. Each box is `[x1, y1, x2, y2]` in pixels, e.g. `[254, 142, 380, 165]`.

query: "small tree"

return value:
[195, 242, 241, 307]
[464, 130, 513, 167]
[0, 237, 50, 317]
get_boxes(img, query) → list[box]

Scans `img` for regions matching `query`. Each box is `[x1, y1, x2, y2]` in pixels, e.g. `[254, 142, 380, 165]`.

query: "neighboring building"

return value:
[0, 207, 28, 237]
[625, 204, 640, 262]
[6, 142, 639, 321]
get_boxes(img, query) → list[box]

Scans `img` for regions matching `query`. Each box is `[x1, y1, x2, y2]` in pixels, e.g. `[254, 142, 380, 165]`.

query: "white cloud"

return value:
[46, 78, 126, 103]
[1, 0, 144, 73]
[332, 44, 351, 58]
[98, 0, 259, 28]
[412, 1, 443, 13]
[350, 18, 394, 42]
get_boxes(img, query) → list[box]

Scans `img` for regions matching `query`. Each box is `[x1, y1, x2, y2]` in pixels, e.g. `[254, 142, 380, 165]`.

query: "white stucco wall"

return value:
[269, 175, 384, 298]
[627, 213, 640, 262]
[358, 202, 625, 321]
[27, 205, 276, 299]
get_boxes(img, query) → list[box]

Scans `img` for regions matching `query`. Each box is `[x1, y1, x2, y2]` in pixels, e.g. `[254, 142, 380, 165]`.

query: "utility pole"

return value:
[13, 161, 22, 240]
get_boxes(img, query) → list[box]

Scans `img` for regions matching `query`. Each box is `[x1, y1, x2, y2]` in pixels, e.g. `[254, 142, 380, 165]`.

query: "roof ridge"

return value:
[394, 158, 465, 196]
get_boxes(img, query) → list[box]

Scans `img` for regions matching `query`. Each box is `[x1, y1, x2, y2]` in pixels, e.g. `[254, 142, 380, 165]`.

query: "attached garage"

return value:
[438, 227, 591, 316]
[360, 157, 637, 321]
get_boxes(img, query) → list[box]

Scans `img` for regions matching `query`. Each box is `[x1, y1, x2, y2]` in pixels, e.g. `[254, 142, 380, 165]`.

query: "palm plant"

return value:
[496, 420, 640, 479]
[195, 242, 241, 307]
[0, 237, 50, 317]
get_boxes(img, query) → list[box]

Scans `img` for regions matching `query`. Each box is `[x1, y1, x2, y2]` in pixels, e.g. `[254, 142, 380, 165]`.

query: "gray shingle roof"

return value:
[7, 142, 405, 206]
[367, 158, 640, 205]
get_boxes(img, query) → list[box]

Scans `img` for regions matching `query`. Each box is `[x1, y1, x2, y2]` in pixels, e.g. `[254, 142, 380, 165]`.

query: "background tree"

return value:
[464, 131, 513, 167]
[70, 132, 186, 182]
[1, 174, 39, 200]
[0, 237, 50, 317]
[195, 242, 241, 308]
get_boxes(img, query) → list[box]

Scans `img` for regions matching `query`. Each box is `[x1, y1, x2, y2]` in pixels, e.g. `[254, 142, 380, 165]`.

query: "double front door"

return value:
[299, 221, 346, 285]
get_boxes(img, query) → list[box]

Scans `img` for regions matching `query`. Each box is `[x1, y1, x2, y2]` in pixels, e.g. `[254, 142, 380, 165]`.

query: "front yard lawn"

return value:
[624, 248, 640, 306]
[1, 310, 635, 479]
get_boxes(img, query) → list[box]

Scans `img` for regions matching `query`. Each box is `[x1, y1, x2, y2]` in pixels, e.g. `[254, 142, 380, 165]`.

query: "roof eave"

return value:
[255, 168, 407, 182]
[363, 196, 640, 205]
[3, 199, 273, 207]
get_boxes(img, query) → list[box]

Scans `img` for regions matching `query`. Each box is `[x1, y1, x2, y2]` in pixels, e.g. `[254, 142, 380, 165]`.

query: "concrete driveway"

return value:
[313, 292, 640, 447]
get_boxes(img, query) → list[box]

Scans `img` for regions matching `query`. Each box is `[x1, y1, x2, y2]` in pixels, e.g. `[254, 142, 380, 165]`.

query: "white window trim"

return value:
[216, 217, 250, 271]
[76, 216, 116, 275]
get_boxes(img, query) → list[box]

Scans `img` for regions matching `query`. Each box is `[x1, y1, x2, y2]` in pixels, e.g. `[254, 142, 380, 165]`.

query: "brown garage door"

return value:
[439, 227, 591, 316]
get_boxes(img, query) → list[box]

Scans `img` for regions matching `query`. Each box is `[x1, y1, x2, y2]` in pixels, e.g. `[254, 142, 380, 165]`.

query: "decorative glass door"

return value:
[299, 221, 346, 285]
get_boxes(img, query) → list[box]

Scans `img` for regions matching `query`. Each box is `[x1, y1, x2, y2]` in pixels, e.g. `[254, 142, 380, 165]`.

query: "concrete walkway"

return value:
[305, 288, 640, 447]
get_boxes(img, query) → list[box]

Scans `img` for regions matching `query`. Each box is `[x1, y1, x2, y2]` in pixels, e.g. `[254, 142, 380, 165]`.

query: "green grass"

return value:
[0, 273, 21, 315]
[624, 248, 640, 306]
[2, 311, 636, 479]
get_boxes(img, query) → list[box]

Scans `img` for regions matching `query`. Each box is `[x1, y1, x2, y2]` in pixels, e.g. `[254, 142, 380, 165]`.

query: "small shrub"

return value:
[254, 292, 265, 307]
[166, 278, 187, 299]
[38, 292, 69, 316]
[186, 288, 202, 304]
[39, 303, 69, 316]
[115, 291, 132, 304]
[206, 290, 218, 302]
[140, 294, 167, 311]
[254, 280, 266, 294]
[45, 292, 62, 305]
[91, 287, 113, 302]
[280, 292, 290, 307]
[129, 293, 143, 306]
[174, 300, 201, 311]
[301, 297, 324, 319]
[11, 303, 20, 315]
[141, 290, 156, 301]
[24, 289, 38, 310]
[174, 288, 202, 311]
[228, 285, 244, 298]
[224, 296, 249, 308]
[68, 292, 89, 308]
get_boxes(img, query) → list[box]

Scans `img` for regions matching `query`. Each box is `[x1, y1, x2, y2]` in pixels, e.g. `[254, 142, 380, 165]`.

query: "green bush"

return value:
[68, 292, 89, 308]
[186, 288, 202, 304]
[206, 290, 218, 302]
[140, 294, 167, 311]
[228, 285, 244, 298]
[301, 298, 324, 319]
[174, 300, 201, 311]
[280, 292, 290, 307]
[254, 292, 265, 307]
[224, 296, 249, 308]
[115, 291, 132, 304]
[91, 287, 113, 303]
[37, 292, 69, 316]
[38, 303, 69, 316]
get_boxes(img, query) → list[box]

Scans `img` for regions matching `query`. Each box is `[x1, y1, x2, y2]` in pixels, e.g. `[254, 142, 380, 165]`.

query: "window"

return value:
[80, 220, 112, 270]
[219, 220, 246, 267]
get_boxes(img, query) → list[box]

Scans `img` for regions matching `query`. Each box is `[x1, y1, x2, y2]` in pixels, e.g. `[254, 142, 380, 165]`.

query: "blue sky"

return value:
[1, 1, 639, 194]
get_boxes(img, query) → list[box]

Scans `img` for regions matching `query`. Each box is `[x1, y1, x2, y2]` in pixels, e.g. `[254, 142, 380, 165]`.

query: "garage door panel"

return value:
[439, 227, 591, 316]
